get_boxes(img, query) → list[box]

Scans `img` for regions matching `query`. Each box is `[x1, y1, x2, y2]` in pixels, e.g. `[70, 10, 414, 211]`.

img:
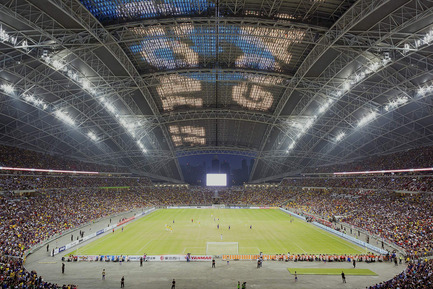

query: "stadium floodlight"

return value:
[334, 132, 346, 142]
[1, 84, 14, 94]
[52, 59, 65, 71]
[67, 70, 79, 82]
[367, 62, 380, 74]
[119, 117, 140, 138]
[41, 50, 149, 155]
[42, 54, 67, 73]
[22, 94, 48, 110]
[104, 101, 116, 114]
[357, 111, 377, 127]
[353, 72, 366, 83]
[343, 81, 351, 91]
[304, 118, 315, 129]
[415, 28, 433, 49]
[417, 84, 433, 96]
[0, 25, 17, 45]
[384, 96, 408, 111]
[87, 131, 99, 142]
[54, 109, 75, 126]
[81, 79, 91, 90]
[292, 122, 303, 130]
[306, 58, 391, 144]
[287, 141, 296, 152]
[318, 98, 334, 114]
[136, 141, 147, 153]
[292, 117, 315, 134]
[403, 27, 433, 54]
[0, 26, 9, 42]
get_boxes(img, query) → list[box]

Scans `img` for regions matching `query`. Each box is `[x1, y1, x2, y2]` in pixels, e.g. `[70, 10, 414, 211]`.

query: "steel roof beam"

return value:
[251, 0, 392, 180]
[0, 0, 158, 172]
[1, 0, 171, 176]
[255, 0, 433, 180]
[47, 0, 183, 181]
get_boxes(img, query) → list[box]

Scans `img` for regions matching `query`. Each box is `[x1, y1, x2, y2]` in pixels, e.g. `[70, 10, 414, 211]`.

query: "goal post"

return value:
[206, 242, 238, 255]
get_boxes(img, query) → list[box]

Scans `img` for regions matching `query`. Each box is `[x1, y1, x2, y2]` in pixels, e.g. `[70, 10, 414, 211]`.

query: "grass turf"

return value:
[71, 209, 368, 256]
[287, 268, 378, 276]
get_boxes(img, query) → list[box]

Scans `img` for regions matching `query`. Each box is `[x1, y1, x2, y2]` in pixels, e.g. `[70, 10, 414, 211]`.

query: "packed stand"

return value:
[286, 188, 433, 256]
[304, 145, 433, 174]
[0, 255, 75, 289]
[137, 186, 297, 207]
[368, 259, 433, 289]
[9, 184, 432, 288]
[281, 175, 433, 192]
[0, 189, 152, 288]
[0, 145, 126, 173]
[218, 187, 297, 206]
[141, 187, 210, 206]
[0, 174, 152, 191]
[0, 190, 150, 258]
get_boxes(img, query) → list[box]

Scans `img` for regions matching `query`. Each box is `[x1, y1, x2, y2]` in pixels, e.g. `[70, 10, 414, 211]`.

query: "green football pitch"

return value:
[71, 209, 367, 255]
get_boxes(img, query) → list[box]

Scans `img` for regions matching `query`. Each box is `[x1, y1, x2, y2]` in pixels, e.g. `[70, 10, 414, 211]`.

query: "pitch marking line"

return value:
[136, 239, 154, 253]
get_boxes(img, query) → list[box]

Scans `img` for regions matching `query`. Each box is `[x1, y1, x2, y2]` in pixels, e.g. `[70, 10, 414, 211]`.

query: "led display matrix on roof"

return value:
[129, 24, 305, 72]
[206, 173, 227, 187]
[169, 125, 206, 147]
[80, 0, 214, 22]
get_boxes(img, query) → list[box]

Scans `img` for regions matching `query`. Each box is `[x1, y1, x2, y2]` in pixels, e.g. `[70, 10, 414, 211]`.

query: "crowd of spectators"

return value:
[0, 190, 150, 258]
[0, 189, 152, 288]
[368, 259, 433, 289]
[1, 141, 433, 288]
[135, 186, 296, 207]
[281, 175, 433, 192]
[1, 184, 432, 287]
[304, 145, 433, 174]
[0, 174, 152, 192]
[0, 255, 75, 289]
[141, 187, 211, 206]
[286, 188, 433, 257]
[217, 187, 297, 206]
[0, 145, 126, 173]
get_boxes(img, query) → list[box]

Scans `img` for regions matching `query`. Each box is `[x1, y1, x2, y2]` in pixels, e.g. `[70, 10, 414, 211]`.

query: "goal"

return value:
[206, 242, 238, 255]
[212, 204, 225, 209]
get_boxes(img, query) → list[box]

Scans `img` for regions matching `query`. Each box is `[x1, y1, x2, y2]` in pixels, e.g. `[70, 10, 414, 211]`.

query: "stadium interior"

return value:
[1, 0, 433, 288]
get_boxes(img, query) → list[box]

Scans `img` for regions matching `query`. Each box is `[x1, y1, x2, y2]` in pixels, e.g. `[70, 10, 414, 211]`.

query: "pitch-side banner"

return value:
[145, 255, 212, 262]
[73, 255, 213, 262]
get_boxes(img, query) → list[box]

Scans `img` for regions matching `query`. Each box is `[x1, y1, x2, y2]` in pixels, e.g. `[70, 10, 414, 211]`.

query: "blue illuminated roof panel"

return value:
[127, 24, 307, 73]
[80, 0, 214, 22]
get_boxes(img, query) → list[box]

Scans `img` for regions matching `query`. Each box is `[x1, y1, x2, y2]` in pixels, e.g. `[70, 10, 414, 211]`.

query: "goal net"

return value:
[212, 204, 225, 209]
[206, 242, 238, 255]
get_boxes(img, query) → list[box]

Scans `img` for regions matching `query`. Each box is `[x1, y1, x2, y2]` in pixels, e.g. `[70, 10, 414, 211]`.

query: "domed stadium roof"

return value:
[1, 0, 433, 182]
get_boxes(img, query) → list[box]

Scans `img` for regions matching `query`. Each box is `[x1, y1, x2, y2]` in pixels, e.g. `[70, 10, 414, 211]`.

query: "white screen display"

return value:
[206, 174, 227, 186]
